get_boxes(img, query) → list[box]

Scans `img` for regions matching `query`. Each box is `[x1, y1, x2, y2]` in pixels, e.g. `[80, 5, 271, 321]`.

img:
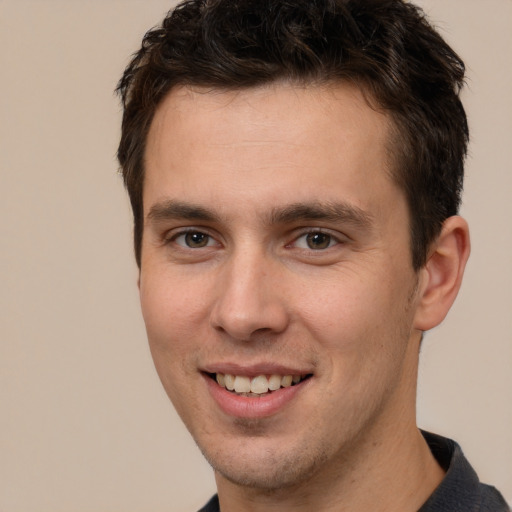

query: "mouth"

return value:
[207, 372, 312, 397]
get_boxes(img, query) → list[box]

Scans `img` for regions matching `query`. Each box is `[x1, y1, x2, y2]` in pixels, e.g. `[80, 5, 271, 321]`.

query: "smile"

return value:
[212, 373, 310, 396]
[203, 369, 313, 418]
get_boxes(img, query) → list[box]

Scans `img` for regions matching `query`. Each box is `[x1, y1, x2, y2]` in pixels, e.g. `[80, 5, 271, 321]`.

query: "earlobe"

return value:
[413, 216, 471, 331]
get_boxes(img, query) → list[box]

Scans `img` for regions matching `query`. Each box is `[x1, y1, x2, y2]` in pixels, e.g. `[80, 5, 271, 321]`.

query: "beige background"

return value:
[1, 1, 510, 510]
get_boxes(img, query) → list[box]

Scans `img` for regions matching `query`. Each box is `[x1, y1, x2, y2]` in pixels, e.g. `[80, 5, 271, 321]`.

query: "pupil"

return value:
[306, 232, 331, 250]
[186, 232, 208, 248]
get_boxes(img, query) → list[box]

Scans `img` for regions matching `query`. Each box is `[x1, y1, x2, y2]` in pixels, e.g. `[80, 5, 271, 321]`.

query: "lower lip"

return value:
[204, 374, 310, 419]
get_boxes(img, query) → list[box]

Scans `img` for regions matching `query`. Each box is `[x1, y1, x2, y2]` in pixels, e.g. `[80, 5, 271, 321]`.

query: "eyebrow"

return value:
[146, 199, 373, 230]
[146, 200, 219, 224]
[267, 201, 374, 230]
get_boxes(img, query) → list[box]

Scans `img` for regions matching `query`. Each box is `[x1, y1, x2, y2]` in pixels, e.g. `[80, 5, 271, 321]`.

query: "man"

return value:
[116, 0, 509, 510]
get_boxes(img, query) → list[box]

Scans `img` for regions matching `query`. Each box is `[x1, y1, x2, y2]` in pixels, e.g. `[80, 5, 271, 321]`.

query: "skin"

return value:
[139, 83, 470, 511]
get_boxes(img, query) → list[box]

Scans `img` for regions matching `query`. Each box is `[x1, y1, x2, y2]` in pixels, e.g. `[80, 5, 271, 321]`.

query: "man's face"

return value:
[140, 83, 424, 490]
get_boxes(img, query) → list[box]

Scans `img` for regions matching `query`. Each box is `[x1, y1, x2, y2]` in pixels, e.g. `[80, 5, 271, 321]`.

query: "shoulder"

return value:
[419, 431, 510, 512]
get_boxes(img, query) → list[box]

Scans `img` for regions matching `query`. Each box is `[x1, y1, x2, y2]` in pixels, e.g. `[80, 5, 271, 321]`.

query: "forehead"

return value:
[144, 82, 400, 221]
[147, 82, 391, 154]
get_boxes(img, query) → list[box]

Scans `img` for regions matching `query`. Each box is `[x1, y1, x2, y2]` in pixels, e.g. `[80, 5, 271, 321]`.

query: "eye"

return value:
[293, 231, 338, 250]
[173, 230, 216, 248]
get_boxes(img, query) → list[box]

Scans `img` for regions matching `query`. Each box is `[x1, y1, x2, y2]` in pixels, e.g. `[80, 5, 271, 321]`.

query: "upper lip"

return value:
[202, 362, 313, 378]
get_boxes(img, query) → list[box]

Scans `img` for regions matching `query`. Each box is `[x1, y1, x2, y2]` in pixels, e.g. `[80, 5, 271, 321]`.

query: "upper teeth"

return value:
[216, 373, 303, 394]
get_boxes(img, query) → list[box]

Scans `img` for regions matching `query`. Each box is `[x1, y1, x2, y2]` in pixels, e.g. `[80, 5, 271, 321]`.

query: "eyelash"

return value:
[290, 230, 341, 251]
[165, 228, 342, 252]
[166, 229, 218, 249]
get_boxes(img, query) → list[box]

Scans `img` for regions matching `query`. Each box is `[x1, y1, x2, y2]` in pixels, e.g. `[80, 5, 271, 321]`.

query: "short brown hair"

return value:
[117, 0, 468, 269]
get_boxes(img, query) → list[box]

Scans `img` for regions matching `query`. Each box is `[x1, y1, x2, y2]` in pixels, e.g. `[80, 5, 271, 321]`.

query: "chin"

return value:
[199, 435, 331, 491]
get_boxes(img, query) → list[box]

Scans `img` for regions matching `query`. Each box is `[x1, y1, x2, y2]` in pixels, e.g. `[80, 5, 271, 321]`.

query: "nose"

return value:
[209, 248, 289, 341]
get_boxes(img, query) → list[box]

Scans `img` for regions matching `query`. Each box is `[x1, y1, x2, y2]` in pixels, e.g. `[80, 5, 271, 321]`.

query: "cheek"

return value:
[141, 269, 208, 330]
[139, 276, 207, 411]
[139, 272, 212, 373]
[296, 269, 413, 372]
[296, 276, 381, 344]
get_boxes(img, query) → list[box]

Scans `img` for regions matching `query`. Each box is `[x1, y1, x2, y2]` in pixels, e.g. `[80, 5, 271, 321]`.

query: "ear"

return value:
[413, 216, 471, 331]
